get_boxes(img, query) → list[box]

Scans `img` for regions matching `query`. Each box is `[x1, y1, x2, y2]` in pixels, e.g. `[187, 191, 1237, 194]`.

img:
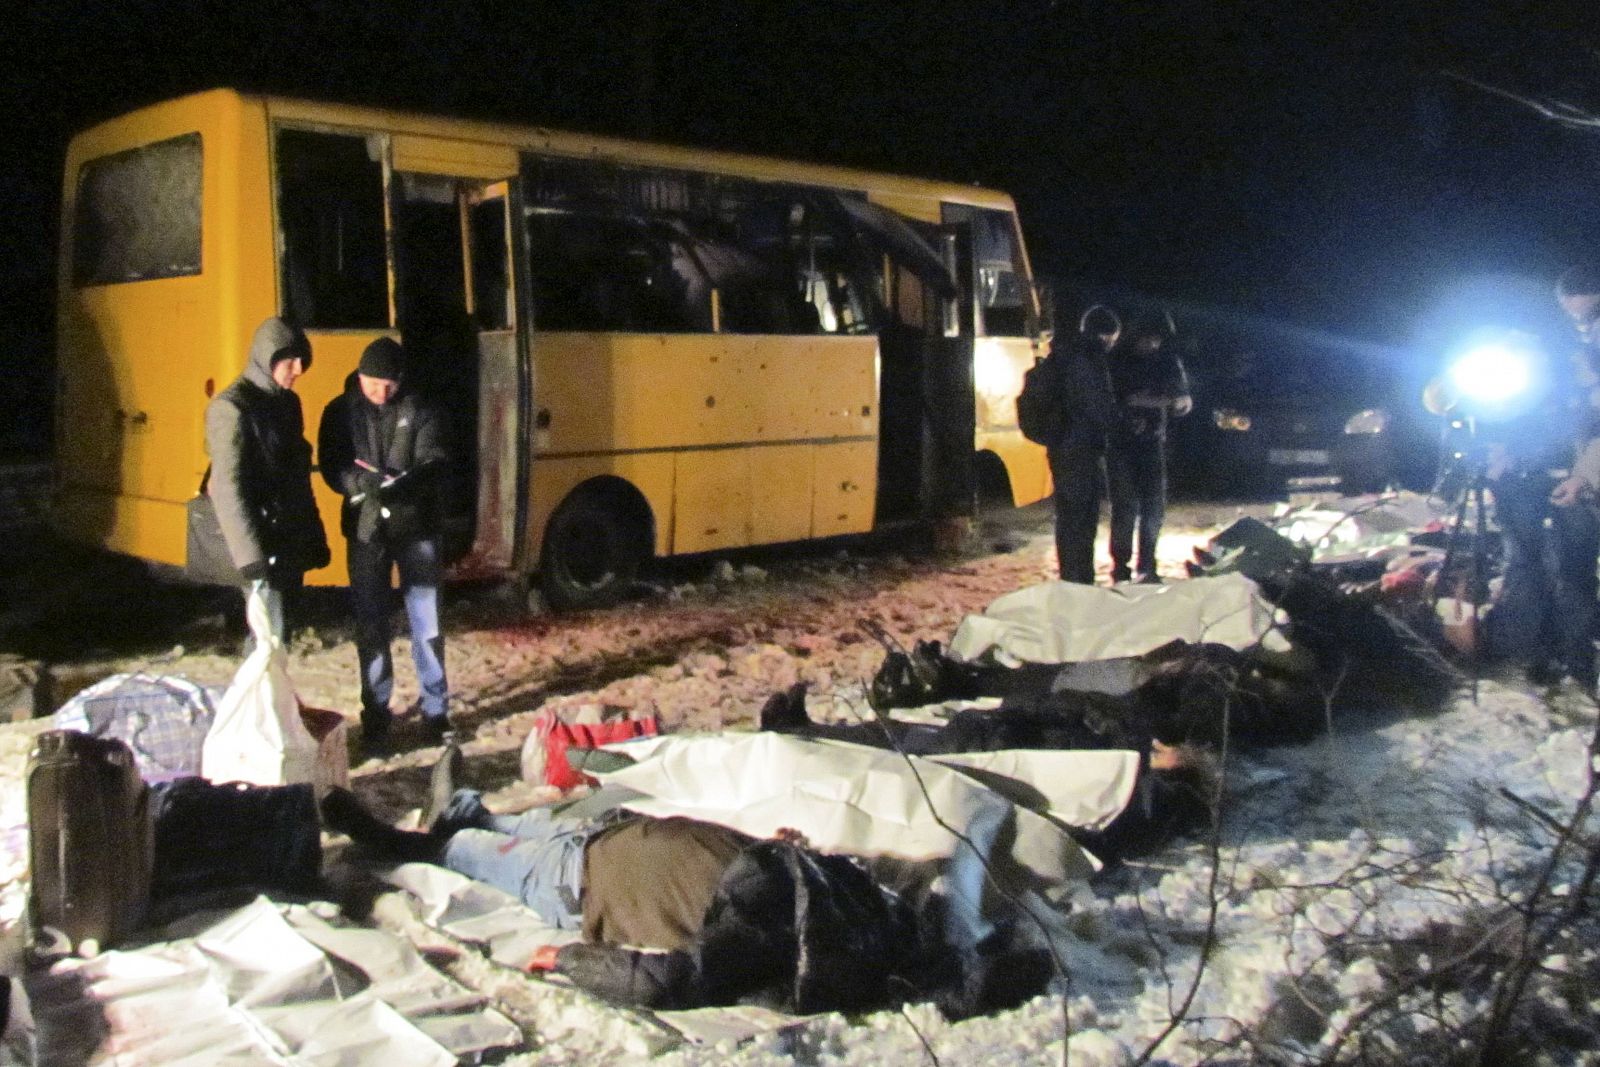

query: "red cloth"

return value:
[543, 715, 660, 791]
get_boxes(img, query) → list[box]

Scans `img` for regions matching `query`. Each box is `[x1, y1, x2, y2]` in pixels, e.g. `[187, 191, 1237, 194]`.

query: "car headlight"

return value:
[1343, 408, 1388, 435]
[1213, 409, 1252, 432]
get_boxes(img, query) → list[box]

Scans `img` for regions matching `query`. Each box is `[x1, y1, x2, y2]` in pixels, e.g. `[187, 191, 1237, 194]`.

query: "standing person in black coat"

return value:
[1048, 305, 1123, 583]
[318, 338, 452, 752]
[1106, 310, 1192, 584]
[204, 316, 331, 640]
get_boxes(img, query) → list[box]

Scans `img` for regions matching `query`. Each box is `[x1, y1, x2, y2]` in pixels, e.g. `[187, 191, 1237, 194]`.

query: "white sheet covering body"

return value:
[26, 896, 519, 1066]
[592, 733, 1100, 891]
[947, 572, 1285, 665]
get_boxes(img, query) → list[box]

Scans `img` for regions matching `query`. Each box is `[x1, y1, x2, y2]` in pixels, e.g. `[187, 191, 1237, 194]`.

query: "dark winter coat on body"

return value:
[317, 372, 448, 544]
[1110, 348, 1190, 441]
[203, 318, 329, 577]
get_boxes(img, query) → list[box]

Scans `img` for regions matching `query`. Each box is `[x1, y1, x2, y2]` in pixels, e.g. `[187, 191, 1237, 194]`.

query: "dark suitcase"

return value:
[27, 730, 153, 954]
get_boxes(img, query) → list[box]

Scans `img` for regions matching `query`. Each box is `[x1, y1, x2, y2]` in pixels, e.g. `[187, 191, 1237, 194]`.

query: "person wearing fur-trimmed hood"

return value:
[203, 316, 330, 641]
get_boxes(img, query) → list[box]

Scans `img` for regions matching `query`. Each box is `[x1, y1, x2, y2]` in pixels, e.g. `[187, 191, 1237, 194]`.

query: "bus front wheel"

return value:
[539, 493, 648, 611]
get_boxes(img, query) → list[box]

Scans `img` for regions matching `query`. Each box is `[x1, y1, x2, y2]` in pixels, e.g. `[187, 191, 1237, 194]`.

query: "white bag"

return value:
[202, 587, 321, 790]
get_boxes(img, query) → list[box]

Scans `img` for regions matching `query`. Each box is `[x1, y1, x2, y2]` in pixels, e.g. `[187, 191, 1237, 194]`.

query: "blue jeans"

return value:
[350, 536, 448, 721]
[438, 791, 593, 929]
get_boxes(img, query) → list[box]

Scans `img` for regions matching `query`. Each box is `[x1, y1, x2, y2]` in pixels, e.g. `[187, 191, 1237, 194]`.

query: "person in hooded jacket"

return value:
[318, 338, 451, 751]
[204, 317, 330, 641]
[1048, 305, 1124, 583]
[1106, 310, 1191, 584]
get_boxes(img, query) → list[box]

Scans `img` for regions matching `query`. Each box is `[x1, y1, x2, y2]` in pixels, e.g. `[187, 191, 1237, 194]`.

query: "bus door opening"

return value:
[391, 173, 524, 574]
[920, 223, 977, 520]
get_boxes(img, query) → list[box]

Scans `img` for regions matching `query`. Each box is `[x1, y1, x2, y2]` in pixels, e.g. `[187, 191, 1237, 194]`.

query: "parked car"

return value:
[1167, 340, 1435, 498]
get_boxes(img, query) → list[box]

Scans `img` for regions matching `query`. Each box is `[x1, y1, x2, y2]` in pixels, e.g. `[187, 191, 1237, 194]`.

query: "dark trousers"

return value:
[1107, 435, 1168, 579]
[349, 535, 449, 721]
[1554, 503, 1600, 679]
[1490, 476, 1598, 682]
[1049, 444, 1105, 584]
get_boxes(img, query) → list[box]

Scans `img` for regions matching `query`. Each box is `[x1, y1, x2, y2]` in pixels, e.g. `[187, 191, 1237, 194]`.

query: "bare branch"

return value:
[1444, 70, 1600, 129]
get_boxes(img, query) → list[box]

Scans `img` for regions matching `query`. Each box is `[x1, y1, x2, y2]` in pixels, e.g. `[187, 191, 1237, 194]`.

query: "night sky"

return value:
[4, 0, 1599, 454]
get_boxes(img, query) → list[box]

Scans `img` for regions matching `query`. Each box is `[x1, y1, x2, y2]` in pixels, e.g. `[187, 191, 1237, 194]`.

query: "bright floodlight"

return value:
[1447, 342, 1532, 405]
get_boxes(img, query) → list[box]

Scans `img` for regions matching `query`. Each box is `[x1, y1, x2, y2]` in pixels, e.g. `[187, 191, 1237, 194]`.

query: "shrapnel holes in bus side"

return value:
[539, 478, 655, 611]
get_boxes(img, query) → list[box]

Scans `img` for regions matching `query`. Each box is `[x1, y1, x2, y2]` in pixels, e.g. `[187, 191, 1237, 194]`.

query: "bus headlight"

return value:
[1213, 409, 1252, 432]
[1343, 408, 1388, 435]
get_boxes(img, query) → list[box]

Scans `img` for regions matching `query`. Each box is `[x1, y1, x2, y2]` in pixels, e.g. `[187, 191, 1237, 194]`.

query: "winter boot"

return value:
[321, 788, 442, 864]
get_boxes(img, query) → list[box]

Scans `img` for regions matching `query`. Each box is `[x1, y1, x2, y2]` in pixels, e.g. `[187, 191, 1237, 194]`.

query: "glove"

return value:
[355, 494, 383, 544]
[240, 559, 270, 582]
[351, 468, 384, 502]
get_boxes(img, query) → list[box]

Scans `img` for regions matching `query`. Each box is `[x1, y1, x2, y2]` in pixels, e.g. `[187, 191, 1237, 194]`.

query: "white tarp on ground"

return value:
[947, 572, 1285, 666]
[25, 896, 520, 1067]
[1271, 490, 1450, 561]
[593, 732, 1102, 891]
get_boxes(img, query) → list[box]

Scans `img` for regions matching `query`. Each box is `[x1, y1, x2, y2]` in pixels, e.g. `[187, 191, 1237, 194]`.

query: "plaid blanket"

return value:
[54, 674, 220, 783]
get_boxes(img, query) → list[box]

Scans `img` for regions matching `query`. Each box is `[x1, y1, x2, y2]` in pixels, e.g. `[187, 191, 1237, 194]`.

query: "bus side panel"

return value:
[749, 445, 814, 544]
[54, 91, 272, 567]
[812, 441, 877, 537]
[673, 450, 750, 554]
[529, 332, 876, 560]
[973, 336, 1050, 507]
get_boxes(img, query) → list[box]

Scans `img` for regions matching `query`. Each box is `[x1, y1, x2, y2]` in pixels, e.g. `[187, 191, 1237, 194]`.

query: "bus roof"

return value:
[72, 88, 1020, 215]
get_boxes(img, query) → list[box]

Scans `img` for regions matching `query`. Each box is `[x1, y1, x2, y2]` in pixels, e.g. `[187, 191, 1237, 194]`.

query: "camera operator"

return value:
[1543, 264, 1600, 688]
[1482, 278, 1600, 689]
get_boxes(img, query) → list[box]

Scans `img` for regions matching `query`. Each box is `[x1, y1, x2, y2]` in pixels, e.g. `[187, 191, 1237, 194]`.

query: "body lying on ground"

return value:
[758, 681, 1215, 861]
[321, 785, 1054, 1018]
[869, 575, 1462, 752]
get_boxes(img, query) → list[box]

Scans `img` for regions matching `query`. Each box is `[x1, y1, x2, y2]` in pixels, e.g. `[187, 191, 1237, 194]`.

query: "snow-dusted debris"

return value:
[6, 506, 1598, 1063]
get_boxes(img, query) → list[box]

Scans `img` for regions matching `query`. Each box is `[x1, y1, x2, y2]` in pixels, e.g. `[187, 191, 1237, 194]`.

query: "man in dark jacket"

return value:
[204, 317, 331, 640]
[318, 338, 451, 750]
[1106, 310, 1192, 584]
[1048, 306, 1123, 583]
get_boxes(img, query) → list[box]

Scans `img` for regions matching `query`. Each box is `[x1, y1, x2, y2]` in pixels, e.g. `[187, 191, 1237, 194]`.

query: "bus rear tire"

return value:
[539, 491, 649, 611]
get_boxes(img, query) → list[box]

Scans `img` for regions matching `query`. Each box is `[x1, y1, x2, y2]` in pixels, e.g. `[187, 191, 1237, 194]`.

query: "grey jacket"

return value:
[203, 318, 329, 577]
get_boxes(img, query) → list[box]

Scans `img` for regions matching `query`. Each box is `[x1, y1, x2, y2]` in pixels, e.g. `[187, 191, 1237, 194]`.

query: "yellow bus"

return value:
[55, 88, 1050, 608]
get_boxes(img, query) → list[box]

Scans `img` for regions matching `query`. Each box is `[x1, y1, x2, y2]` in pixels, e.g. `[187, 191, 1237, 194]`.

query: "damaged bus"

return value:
[55, 89, 1050, 608]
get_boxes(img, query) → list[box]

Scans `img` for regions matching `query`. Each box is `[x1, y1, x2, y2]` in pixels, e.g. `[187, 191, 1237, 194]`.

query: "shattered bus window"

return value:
[945, 204, 1030, 337]
[275, 128, 389, 329]
[72, 133, 202, 287]
[521, 156, 873, 335]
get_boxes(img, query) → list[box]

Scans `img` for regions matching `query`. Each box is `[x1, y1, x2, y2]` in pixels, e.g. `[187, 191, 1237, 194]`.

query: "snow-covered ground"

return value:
[4, 501, 1596, 1064]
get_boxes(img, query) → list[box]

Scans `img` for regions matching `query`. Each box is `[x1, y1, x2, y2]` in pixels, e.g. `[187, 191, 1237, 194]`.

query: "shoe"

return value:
[420, 737, 465, 832]
[1110, 568, 1132, 584]
[419, 714, 453, 747]
[360, 707, 393, 759]
[759, 682, 810, 731]
[320, 787, 442, 863]
[1526, 660, 1565, 688]
[1136, 572, 1163, 585]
